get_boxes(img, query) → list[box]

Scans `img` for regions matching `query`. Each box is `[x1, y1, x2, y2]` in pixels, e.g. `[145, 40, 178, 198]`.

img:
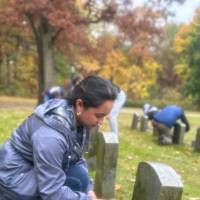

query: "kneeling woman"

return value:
[0, 76, 117, 200]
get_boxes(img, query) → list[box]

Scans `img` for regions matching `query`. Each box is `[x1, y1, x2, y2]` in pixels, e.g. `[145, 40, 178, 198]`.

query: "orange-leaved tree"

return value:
[0, 0, 185, 102]
[0, 0, 117, 103]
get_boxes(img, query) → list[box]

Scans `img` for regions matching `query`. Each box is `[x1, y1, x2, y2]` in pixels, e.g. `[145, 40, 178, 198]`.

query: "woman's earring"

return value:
[77, 111, 81, 116]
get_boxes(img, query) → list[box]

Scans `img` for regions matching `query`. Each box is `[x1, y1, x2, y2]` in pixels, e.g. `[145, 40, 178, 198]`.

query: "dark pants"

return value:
[65, 164, 90, 193]
[0, 164, 90, 200]
[152, 120, 173, 145]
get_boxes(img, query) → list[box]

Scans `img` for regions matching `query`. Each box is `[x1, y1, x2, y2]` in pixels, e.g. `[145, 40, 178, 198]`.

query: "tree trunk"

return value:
[36, 31, 55, 104]
[0, 48, 3, 84]
[7, 60, 14, 84]
[42, 32, 55, 89]
[5, 54, 14, 85]
[0, 61, 2, 85]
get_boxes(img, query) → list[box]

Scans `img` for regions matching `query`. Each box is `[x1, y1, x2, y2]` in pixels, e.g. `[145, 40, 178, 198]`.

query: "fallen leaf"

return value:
[115, 184, 122, 190]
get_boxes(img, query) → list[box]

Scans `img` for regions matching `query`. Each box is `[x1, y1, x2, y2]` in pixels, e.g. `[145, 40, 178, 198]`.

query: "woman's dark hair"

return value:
[67, 75, 117, 108]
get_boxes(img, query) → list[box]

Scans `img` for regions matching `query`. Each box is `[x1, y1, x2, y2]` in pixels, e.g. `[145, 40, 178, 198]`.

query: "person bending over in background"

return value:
[146, 105, 190, 145]
[108, 85, 126, 136]
[0, 76, 117, 200]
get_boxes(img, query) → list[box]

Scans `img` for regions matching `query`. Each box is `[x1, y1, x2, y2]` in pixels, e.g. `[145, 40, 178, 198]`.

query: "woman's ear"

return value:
[75, 99, 84, 115]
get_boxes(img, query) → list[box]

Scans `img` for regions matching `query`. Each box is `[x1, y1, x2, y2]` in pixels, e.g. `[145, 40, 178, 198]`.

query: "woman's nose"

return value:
[97, 118, 104, 126]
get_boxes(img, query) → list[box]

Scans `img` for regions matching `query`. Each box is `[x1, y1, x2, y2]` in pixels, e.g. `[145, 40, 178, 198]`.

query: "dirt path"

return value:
[0, 96, 36, 109]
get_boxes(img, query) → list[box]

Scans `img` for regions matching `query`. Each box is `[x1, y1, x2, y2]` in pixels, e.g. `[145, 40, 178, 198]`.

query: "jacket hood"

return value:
[34, 99, 77, 132]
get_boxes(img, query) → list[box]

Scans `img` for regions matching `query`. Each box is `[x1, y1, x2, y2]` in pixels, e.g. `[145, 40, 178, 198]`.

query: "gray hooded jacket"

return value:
[0, 99, 92, 200]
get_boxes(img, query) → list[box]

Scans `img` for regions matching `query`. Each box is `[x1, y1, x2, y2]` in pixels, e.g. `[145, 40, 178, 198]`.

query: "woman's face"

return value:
[76, 99, 114, 128]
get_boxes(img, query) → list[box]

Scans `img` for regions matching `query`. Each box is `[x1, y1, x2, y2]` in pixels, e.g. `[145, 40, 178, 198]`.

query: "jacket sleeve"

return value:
[32, 127, 91, 200]
[180, 112, 190, 132]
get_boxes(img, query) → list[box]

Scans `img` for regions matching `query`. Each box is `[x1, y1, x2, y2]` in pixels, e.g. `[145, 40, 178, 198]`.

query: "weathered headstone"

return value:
[131, 113, 139, 129]
[173, 122, 186, 144]
[140, 115, 148, 132]
[132, 161, 183, 200]
[95, 132, 118, 200]
[85, 126, 99, 170]
[193, 128, 200, 152]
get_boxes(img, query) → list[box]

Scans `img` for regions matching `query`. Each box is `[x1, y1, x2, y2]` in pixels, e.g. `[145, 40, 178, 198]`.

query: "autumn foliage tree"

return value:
[77, 1, 185, 99]
[156, 23, 181, 88]
[0, 0, 185, 102]
[0, 1, 33, 91]
[175, 8, 200, 105]
[0, 0, 117, 103]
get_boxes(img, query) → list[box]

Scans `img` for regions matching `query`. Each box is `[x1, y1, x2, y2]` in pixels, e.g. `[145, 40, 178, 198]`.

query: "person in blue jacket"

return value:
[146, 105, 190, 145]
[0, 76, 117, 200]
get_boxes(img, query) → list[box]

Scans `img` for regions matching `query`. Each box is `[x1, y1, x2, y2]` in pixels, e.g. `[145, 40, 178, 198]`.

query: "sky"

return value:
[171, 0, 200, 23]
[133, 0, 200, 24]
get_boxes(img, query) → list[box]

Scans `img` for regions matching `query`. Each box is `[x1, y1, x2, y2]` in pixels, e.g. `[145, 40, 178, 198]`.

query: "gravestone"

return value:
[193, 128, 200, 152]
[95, 132, 118, 200]
[132, 161, 183, 200]
[131, 113, 139, 129]
[85, 126, 99, 170]
[140, 115, 148, 132]
[173, 123, 186, 144]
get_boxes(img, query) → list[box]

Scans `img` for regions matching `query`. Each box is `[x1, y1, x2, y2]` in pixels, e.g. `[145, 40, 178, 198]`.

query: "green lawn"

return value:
[0, 108, 33, 142]
[115, 108, 200, 200]
[0, 101, 200, 200]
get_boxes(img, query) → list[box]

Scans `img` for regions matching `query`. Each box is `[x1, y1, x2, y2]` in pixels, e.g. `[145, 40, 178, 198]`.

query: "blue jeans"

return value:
[65, 164, 90, 193]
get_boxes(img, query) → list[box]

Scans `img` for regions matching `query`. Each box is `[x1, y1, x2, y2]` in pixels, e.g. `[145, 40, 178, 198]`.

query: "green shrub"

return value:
[125, 88, 197, 110]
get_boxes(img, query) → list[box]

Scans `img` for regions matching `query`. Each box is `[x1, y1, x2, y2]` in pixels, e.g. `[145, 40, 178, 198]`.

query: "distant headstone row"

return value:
[131, 112, 200, 151]
[131, 113, 148, 132]
[131, 112, 187, 145]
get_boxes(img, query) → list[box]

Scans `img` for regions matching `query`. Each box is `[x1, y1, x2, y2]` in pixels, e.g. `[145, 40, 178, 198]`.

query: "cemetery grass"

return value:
[113, 108, 200, 200]
[0, 99, 200, 200]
